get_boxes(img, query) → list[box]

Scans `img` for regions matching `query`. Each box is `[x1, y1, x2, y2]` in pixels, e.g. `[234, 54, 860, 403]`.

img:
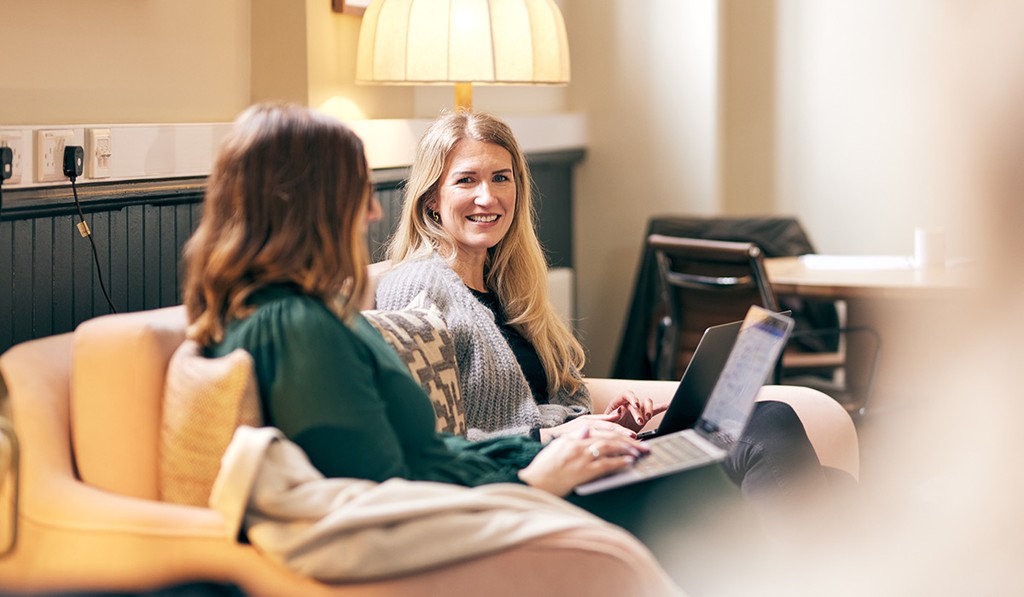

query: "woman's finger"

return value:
[586, 429, 648, 452]
[626, 401, 645, 426]
[606, 423, 637, 438]
[641, 396, 655, 419]
[592, 411, 622, 423]
[584, 438, 645, 463]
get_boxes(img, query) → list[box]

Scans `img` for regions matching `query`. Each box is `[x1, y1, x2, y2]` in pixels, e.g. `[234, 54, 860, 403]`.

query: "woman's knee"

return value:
[728, 400, 823, 490]
[756, 385, 860, 480]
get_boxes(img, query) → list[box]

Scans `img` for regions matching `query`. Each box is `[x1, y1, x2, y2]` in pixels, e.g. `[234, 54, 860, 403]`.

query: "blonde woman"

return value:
[377, 111, 665, 442]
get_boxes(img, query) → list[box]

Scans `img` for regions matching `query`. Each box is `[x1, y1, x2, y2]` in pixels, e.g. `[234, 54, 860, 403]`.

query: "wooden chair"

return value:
[646, 234, 880, 417]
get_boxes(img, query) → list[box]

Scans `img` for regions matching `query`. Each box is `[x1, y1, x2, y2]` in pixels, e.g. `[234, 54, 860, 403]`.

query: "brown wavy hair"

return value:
[387, 111, 586, 394]
[184, 102, 372, 345]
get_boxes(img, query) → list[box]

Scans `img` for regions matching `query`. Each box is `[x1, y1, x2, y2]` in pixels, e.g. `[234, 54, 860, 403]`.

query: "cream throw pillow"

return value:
[363, 297, 465, 436]
[160, 340, 262, 506]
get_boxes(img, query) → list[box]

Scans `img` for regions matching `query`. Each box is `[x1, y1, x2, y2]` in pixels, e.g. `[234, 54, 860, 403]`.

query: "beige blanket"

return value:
[209, 426, 660, 583]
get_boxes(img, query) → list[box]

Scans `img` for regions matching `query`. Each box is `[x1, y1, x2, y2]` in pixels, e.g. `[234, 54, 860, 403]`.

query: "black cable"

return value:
[69, 175, 118, 313]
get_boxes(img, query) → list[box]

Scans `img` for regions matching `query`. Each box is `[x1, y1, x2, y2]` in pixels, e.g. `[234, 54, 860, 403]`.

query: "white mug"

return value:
[914, 227, 945, 269]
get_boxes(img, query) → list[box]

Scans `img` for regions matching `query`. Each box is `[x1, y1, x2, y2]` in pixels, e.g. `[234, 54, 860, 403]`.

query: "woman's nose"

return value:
[475, 183, 497, 205]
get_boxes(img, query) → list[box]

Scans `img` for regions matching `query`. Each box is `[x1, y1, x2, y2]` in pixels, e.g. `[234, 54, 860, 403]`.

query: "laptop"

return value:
[575, 305, 794, 495]
[637, 309, 793, 441]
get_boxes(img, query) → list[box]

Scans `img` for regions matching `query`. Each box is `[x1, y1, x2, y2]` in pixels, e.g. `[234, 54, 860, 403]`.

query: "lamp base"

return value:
[455, 83, 473, 111]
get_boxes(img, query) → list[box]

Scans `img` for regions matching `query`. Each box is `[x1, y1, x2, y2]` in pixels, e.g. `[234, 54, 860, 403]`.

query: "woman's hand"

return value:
[539, 413, 636, 443]
[603, 390, 669, 432]
[518, 427, 650, 497]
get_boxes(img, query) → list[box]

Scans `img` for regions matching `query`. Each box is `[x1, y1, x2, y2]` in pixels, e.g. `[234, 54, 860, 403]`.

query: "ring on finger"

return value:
[588, 445, 601, 460]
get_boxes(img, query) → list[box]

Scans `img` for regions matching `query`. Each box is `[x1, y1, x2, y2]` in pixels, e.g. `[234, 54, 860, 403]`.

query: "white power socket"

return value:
[35, 129, 76, 182]
[87, 128, 112, 179]
[0, 131, 25, 184]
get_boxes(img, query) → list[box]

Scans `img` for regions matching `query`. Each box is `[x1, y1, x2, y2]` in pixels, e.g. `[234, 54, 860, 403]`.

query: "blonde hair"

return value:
[387, 111, 586, 394]
[184, 102, 372, 345]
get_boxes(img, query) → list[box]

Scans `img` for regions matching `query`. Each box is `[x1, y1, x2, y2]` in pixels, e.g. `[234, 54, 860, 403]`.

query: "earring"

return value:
[429, 209, 441, 224]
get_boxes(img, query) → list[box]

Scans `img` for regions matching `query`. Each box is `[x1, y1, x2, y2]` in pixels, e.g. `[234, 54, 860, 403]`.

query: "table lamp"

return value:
[355, 0, 571, 110]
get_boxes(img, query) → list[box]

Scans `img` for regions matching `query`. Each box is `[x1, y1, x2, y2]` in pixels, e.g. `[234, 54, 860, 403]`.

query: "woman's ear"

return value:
[424, 196, 437, 212]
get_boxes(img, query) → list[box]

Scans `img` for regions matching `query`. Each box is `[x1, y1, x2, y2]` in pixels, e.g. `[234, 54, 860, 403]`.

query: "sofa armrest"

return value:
[25, 472, 227, 538]
[585, 378, 677, 432]
[72, 306, 188, 500]
[2, 332, 227, 538]
[0, 410, 18, 557]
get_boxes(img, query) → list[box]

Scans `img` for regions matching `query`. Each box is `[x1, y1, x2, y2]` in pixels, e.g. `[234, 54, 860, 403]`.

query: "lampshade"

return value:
[356, 0, 571, 109]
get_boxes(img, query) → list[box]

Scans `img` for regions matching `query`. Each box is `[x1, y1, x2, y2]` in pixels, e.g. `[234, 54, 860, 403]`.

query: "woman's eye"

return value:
[493, 174, 511, 183]
[456, 176, 473, 184]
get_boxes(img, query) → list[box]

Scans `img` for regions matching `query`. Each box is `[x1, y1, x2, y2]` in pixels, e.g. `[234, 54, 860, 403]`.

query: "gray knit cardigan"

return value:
[375, 253, 591, 441]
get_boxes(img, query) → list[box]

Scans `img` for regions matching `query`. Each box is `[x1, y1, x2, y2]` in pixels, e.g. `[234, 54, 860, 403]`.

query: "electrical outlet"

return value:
[35, 129, 75, 182]
[86, 128, 112, 179]
[0, 131, 25, 184]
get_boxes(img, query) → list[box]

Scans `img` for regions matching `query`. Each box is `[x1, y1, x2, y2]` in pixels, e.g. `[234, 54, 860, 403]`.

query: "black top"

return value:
[469, 288, 550, 405]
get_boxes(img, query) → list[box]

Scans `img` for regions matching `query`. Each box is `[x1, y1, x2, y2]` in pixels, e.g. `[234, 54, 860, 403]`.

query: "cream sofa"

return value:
[0, 303, 857, 596]
[0, 306, 687, 596]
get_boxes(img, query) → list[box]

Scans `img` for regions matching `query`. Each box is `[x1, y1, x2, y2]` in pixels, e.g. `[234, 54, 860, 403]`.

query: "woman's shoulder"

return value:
[224, 285, 352, 347]
[376, 253, 464, 308]
[380, 252, 452, 281]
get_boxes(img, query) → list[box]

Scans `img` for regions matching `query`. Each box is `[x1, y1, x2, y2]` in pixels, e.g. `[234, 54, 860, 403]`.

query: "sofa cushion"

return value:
[363, 297, 465, 435]
[160, 340, 262, 506]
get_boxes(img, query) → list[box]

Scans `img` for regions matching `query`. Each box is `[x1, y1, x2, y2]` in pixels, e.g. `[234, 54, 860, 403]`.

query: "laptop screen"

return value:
[695, 306, 794, 448]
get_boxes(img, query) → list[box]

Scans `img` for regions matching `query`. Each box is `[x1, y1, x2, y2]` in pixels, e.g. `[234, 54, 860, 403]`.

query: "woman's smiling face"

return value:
[431, 138, 516, 261]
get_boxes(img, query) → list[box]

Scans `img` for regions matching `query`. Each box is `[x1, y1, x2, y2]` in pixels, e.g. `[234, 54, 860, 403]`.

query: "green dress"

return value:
[207, 284, 543, 486]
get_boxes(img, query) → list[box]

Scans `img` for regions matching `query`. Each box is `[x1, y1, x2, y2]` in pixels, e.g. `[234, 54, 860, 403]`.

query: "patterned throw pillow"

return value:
[363, 296, 465, 435]
[160, 340, 263, 506]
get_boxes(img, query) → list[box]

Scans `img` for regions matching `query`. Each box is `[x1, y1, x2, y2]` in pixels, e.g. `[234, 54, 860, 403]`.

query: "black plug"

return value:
[0, 145, 10, 216]
[0, 147, 12, 181]
[63, 145, 84, 180]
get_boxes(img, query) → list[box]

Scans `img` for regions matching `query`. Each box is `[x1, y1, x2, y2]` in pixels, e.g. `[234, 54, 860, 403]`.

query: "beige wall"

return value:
[567, 0, 721, 376]
[719, 0, 777, 215]
[774, 0, 967, 256]
[0, 0, 251, 124]
[250, 0, 310, 107]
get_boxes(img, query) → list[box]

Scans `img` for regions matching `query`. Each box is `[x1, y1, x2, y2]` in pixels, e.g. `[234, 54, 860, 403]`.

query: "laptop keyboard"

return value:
[633, 433, 712, 478]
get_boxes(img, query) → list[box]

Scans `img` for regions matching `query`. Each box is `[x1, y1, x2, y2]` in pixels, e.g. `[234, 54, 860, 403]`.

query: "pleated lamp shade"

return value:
[356, 0, 571, 109]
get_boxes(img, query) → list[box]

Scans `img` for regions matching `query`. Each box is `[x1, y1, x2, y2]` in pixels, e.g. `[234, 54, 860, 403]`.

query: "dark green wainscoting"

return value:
[0, 149, 583, 353]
